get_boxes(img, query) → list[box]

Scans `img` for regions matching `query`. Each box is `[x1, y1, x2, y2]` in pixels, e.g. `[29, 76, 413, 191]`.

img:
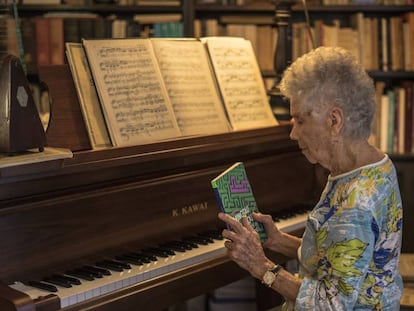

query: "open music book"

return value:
[68, 37, 277, 148]
[211, 162, 267, 243]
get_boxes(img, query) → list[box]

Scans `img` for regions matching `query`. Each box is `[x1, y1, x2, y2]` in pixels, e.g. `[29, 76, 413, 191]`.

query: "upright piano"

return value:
[0, 65, 325, 310]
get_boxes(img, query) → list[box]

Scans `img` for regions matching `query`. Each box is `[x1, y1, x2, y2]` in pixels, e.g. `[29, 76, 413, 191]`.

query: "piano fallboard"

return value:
[0, 125, 322, 311]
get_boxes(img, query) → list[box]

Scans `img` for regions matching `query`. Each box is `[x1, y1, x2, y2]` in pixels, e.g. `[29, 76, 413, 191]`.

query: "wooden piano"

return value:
[0, 65, 325, 310]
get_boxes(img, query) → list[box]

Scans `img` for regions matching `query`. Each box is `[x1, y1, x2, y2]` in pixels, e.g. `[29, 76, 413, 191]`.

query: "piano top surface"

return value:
[1, 124, 296, 202]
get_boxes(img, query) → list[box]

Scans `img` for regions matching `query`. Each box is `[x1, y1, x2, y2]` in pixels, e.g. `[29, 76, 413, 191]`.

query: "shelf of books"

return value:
[4, 2, 187, 74]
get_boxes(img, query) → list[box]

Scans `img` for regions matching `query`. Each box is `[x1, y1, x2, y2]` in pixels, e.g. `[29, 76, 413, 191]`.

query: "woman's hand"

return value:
[253, 212, 302, 258]
[218, 212, 274, 279]
[252, 212, 285, 251]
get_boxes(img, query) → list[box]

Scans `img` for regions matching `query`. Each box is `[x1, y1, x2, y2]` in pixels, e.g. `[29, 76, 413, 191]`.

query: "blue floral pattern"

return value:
[295, 155, 403, 310]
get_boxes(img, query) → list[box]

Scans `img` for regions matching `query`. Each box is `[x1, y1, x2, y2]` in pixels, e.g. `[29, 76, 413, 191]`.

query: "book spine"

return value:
[35, 18, 51, 66]
[212, 187, 232, 231]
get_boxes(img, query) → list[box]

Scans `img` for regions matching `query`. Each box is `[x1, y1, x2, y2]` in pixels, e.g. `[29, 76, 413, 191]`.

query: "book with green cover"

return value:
[211, 162, 267, 243]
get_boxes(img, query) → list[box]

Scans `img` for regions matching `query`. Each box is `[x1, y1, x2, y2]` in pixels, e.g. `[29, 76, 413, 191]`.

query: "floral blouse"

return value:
[295, 155, 403, 310]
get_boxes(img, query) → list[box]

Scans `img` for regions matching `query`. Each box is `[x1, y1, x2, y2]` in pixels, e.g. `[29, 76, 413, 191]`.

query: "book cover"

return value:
[65, 42, 112, 149]
[211, 162, 267, 243]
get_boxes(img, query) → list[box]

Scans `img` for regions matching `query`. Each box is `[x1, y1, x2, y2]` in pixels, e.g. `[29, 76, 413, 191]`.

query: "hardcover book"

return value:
[211, 162, 267, 243]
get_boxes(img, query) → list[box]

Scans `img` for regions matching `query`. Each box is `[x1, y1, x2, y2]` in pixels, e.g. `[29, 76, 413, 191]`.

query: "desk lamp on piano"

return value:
[0, 55, 46, 154]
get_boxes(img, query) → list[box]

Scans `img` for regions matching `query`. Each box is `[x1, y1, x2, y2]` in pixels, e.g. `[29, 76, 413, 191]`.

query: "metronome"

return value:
[0, 55, 47, 153]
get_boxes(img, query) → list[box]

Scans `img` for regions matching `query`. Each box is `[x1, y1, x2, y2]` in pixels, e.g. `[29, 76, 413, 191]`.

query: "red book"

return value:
[48, 18, 64, 65]
[35, 18, 50, 66]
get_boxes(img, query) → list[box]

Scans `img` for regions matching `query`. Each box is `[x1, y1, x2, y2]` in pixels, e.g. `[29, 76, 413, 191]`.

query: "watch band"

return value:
[262, 264, 283, 287]
[271, 264, 282, 275]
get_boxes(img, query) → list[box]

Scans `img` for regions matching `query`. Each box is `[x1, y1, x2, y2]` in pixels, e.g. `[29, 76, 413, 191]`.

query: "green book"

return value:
[211, 162, 267, 243]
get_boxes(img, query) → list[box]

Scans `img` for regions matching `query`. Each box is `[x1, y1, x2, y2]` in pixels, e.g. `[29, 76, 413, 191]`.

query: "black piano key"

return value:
[52, 274, 81, 285]
[101, 259, 131, 270]
[193, 235, 214, 244]
[197, 232, 218, 243]
[142, 247, 170, 258]
[198, 230, 223, 241]
[81, 266, 107, 277]
[179, 239, 198, 249]
[181, 240, 198, 249]
[162, 240, 193, 251]
[95, 260, 124, 272]
[27, 280, 58, 293]
[153, 247, 175, 256]
[183, 236, 210, 245]
[114, 260, 131, 270]
[159, 242, 187, 252]
[115, 255, 144, 266]
[128, 252, 156, 263]
[43, 277, 72, 288]
[66, 269, 95, 281]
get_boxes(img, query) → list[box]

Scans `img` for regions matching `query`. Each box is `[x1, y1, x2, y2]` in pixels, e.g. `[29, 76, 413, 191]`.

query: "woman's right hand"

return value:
[253, 212, 301, 258]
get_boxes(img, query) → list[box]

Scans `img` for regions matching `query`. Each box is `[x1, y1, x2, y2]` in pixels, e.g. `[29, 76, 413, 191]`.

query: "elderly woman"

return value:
[218, 46, 403, 310]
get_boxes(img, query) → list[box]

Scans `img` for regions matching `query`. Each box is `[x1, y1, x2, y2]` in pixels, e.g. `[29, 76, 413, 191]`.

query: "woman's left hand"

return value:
[218, 212, 274, 279]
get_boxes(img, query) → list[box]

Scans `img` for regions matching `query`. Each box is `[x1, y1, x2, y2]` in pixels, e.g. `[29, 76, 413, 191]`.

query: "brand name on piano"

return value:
[172, 201, 208, 217]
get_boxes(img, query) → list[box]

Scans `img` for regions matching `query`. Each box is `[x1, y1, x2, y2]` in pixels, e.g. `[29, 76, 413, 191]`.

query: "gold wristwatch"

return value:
[262, 264, 282, 287]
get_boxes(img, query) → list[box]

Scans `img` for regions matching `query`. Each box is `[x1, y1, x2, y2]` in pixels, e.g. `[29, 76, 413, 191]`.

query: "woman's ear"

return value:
[329, 106, 344, 135]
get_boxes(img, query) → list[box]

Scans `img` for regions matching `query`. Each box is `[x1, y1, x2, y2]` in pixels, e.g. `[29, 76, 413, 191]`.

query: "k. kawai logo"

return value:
[172, 201, 208, 217]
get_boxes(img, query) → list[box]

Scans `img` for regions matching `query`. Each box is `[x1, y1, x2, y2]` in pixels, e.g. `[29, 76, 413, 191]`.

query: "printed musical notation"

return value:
[74, 37, 278, 148]
[203, 37, 278, 130]
[151, 39, 229, 136]
[83, 39, 181, 146]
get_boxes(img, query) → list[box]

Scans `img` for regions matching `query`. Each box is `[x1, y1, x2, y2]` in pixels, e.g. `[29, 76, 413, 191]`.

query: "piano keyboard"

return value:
[10, 209, 309, 309]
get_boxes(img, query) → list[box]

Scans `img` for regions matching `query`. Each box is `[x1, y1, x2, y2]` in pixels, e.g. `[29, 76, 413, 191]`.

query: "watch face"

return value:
[263, 271, 275, 286]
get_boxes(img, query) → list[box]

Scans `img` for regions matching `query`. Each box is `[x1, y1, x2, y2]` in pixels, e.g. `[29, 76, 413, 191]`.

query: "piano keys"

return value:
[9, 207, 311, 310]
[0, 66, 325, 311]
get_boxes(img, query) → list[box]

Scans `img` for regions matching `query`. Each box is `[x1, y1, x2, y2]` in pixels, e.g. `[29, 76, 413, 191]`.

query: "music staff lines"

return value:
[119, 120, 176, 142]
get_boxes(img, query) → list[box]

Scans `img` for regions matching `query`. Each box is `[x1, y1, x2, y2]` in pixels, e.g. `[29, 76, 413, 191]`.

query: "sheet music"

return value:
[66, 43, 112, 149]
[151, 39, 229, 136]
[83, 39, 181, 147]
[203, 37, 278, 131]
